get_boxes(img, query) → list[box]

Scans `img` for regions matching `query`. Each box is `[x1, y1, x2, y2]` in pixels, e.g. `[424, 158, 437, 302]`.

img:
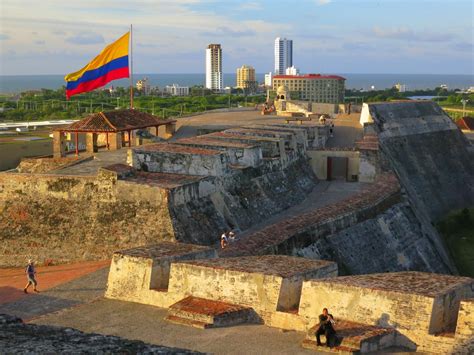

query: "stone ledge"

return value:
[115, 242, 214, 259]
[133, 142, 223, 156]
[182, 255, 336, 278]
[311, 271, 474, 298]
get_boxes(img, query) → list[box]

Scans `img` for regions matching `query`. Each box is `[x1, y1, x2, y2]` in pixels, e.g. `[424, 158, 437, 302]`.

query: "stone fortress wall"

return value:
[361, 101, 474, 220]
[105, 243, 474, 353]
[1, 102, 469, 276]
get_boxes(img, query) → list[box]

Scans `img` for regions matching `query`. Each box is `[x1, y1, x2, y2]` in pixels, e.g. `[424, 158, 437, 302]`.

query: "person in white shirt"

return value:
[220, 232, 228, 249]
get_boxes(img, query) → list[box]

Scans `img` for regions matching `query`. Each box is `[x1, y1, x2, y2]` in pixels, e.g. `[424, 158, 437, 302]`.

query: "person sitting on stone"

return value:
[220, 231, 228, 249]
[316, 308, 336, 347]
[228, 231, 236, 242]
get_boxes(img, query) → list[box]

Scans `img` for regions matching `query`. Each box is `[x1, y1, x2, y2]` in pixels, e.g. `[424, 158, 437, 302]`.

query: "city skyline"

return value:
[0, 0, 473, 76]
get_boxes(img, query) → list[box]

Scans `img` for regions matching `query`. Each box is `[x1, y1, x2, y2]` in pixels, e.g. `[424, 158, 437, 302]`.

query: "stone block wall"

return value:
[299, 274, 474, 335]
[368, 101, 474, 220]
[0, 171, 175, 267]
[299, 201, 454, 275]
[168, 262, 285, 312]
[454, 299, 474, 353]
[132, 144, 230, 177]
[105, 243, 216, 305]
[167, 256, 337, 313]
[299, 280, 436, 333]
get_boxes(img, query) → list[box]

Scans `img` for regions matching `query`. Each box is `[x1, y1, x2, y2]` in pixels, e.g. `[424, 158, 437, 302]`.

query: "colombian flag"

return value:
[65, 32, 129, 99]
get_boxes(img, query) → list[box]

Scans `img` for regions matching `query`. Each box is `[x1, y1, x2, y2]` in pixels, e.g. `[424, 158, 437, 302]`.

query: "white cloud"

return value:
[316, 0, 332, 5]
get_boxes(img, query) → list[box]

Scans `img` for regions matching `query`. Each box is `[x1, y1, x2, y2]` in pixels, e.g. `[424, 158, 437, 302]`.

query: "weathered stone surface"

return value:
[106, 242, 216, 305]
[298, 271, 474, 349]
[169, 255, 337, 313]
[0, 314, 200, 353]
[298, 202, 454, 274]
[367, 101, 474, 220]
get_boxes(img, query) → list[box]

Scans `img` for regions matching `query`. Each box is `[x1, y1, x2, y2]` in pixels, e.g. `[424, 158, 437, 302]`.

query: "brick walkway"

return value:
[0, 260, 110, 305]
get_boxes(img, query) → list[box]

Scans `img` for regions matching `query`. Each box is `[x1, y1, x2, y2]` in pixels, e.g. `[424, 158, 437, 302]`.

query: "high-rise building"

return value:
[274, 37, 293, 75]
[206, 44, 223, 90]
[236, 65, 257, 92]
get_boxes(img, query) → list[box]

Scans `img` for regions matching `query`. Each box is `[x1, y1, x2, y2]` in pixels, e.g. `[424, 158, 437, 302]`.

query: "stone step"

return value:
[305, 320, 396, 352]
[166, 296, 257, 328]
[302, 339, 359, 354]
[165, 315, 212, 329]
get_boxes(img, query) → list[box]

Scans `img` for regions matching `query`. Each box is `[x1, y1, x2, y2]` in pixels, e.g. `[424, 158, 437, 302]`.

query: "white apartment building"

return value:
[165, 84, 189, 96]
[205, 44, 223, 90]
[285, 65, 299, 75]
[274, 37, 293, 75]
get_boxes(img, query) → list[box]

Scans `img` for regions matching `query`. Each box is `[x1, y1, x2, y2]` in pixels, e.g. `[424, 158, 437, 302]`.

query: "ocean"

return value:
[0, 73, 473, 94]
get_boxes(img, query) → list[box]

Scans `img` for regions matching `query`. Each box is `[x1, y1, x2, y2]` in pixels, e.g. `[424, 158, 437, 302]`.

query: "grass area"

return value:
[436, 208, 474, 277]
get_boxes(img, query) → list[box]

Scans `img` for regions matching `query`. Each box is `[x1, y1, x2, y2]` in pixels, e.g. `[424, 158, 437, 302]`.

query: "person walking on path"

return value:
[24, 259, 39, 294]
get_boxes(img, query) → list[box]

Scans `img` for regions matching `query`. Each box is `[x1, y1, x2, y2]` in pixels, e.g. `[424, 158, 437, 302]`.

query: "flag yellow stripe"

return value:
[64, 32, 129, 82]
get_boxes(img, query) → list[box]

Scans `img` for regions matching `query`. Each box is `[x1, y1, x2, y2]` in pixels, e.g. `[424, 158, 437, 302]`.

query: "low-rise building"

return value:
[273, 74, 345, 104]
[165, 84, 190, 96]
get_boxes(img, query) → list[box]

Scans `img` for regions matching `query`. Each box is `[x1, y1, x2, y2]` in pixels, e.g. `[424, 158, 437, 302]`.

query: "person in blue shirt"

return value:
[24, 259, 39, 294]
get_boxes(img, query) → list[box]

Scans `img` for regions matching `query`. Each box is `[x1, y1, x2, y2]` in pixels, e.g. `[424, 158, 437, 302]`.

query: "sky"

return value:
[0, 0, 473, 76]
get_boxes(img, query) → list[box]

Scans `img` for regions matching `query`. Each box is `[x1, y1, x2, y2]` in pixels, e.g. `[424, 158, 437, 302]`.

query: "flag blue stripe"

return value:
[66, 55, 129, 90]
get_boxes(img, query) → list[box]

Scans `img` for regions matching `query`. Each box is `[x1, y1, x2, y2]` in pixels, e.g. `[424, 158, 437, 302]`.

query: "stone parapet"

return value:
[131, 143, 230, 177]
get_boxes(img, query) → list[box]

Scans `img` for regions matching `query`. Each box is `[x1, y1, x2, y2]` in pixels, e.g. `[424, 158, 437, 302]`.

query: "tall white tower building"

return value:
[206, 44, 223, 90]
[274, 37, 293, 75]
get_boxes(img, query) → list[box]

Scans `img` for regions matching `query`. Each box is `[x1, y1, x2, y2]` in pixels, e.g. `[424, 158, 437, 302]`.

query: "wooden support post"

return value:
[75, 132, 79, 156]
[106, 132, 109, 150]
[128, 130, 131, 147]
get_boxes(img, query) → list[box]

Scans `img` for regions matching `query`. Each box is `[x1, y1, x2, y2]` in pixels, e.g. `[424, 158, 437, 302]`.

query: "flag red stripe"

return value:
[66, 67, 129, 99]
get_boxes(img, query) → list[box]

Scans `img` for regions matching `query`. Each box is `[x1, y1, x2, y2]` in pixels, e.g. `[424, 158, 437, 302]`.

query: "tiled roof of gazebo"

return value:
[58, 109, 176, 133]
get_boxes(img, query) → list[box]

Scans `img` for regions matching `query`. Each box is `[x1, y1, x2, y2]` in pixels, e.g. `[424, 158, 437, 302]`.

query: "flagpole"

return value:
[129, 24, 134, 109]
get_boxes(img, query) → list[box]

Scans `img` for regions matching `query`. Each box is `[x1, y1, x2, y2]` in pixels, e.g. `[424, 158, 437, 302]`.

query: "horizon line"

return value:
[1, 72, 473, 77]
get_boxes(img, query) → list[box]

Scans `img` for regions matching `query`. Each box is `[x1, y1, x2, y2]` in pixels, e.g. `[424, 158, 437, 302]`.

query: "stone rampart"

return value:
[0, 169, 177, 267]
[221, 173, 453, 275]
[367, 101, 474, 220]
[1, 150, 319, 266]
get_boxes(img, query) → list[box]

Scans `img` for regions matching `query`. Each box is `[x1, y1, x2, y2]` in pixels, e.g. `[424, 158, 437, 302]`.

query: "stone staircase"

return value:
[165, 296, 259, 329]
[302, 320, 396, 354]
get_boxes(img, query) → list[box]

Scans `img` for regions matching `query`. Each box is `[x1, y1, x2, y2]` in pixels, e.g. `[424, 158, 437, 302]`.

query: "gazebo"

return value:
[53, 109, 177, 157]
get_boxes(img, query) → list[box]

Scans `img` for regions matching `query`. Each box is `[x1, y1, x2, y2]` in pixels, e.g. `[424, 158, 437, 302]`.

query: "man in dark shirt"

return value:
[24, 259, 39, 294]
[316, 308, 336, 347]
